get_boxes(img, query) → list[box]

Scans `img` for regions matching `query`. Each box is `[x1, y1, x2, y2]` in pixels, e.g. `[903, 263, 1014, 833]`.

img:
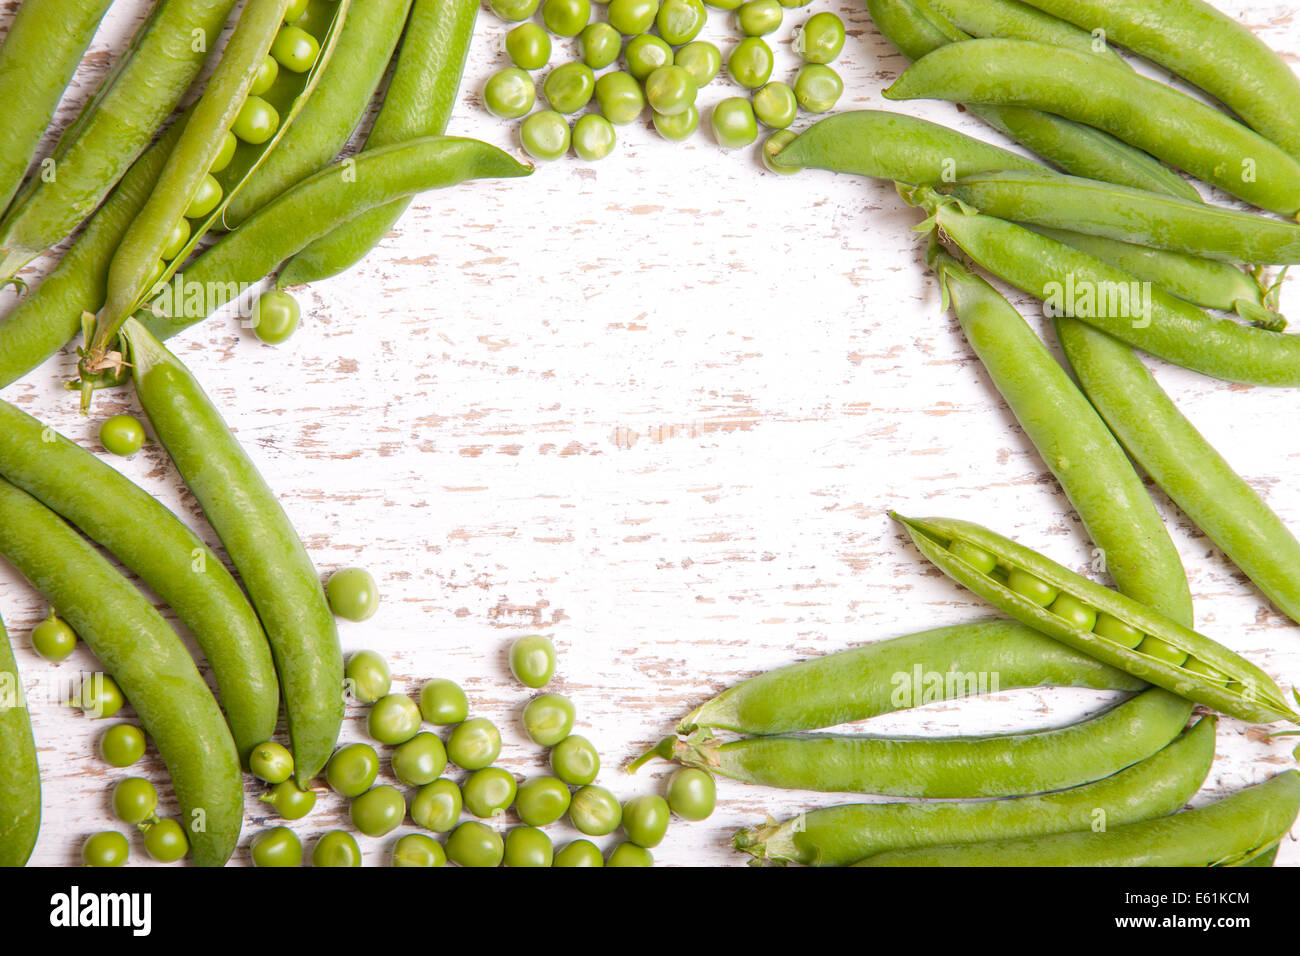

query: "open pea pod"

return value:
[892, 513, 1297, 724]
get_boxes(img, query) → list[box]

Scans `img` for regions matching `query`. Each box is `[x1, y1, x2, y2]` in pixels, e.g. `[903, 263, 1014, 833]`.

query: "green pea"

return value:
[285, 0, 309, 23]
[506, 22, 551, 71]
[579, 22, 621, 70]
[544, 62, 596, 114]
[73, 673, 124, 718]
[462, 767, 518, 818]
[484, 68, 536, 120]
[391, 732, 448, 787]
[249, 741, 294, 784]
[270, 24, 320, 73]
[950, 539, 999, 575]
[260, 780, 317, 820]
[327, 567, 380, 621]
[606, 841, 654, 866]
[446, 717, 502, 770]
[1006, 567, 1059, 607]
[160, 217, 191, 261]
[737, 0, 782, 36]
[250, 55, 279, 97]
[231, 96, 279, 145]
[367, 693, 422, 746]
[1137, 636, 1189, 667]
[572, 114, 617, 161]
[31, 613, 76, 662]
[311, 829, 362, 867]
[250, 826, 302, 867]
[595, 71, 646, 125]
[711, 96, 758, 148]
[350, 784, 406, 838]
[142, 818, 188, 863]
[419, 678, 469, 725]
[1093, 612, 1145, 649]
[112, 776, 158, 825]
[445, 821, 504, 867]
[509, 634, 558, 688]
[793, 62, 842, 113]
[515, 775, 573, 826]
[99, 724, 147, 768]
[727, 37, 773, 89]
[675, 40, 722, 87]
[100, 414, 147, 457]
[653, 104, 700, 141]
[543, 0, 591, 36]
[209, 131, 238, 174]
[411, 778, 462, 832]
[502, 826, 553, 867]
[250, 288, 300, 345]
[1184, 657, 1230, 685]
[392, 833, 445, 867]
[523, 693, 576, 746]
[553, 838, 605, 866]
[520, 110, 572, 162]
[706, 0, 741, 8]
[795, 11, 844, 64]
[185, 174, 223, 219]
[622, 794, 670, 847]
[666, 767, 716, 820]
[656, 0, 706, 44]
[752, 80, 797, 129]
[325, 742, 381, 797]
[82, 831, 129, 868]
[608, 0, 659, 35]
[624, 34, 673, 82]
[550, 733, 601, 785]
[762, 129, 800, 174]
[345, 650, 391, 704]
[490, 0, 540, 20]
[570, 785, 622, 835]
[777, 0, 810, 6]
[645, 65, 697, 116]
[1048, 593, 1098, 632]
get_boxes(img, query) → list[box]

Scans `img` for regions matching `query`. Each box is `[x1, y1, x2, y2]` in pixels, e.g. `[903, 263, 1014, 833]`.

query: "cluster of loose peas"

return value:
[481, 0, 846, 165]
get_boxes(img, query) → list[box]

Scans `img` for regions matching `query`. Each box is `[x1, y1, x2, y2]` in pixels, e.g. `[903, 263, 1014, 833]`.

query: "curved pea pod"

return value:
[892, 513, 1297, 724]
[0, 478, 242, 866]
[655, 688, 1193, 798]
[679, 619, 1144, 737]
[736, 714, 1216, 866]
[856, 768, 1300, 867]
[924, 0, 1126, 66]
[884, 38, 1300, 217]
[0, 611, 40, 867]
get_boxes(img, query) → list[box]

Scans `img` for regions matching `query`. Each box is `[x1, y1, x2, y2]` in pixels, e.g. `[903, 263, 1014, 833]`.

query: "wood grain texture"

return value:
[1, 0, 1298, 867]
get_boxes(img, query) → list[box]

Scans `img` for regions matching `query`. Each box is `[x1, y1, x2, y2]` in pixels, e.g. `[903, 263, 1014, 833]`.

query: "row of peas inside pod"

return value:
[480, 0, 846, 164]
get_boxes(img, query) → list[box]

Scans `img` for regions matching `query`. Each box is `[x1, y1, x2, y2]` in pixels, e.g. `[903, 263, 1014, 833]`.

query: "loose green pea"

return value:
[520, 110, 572, 162]
[99, 724, 146, 768]
[392, 833, 445, 867]
[572, 114, 617, 161]
[31, 613, 76, 662]
[544, 62, 596, 114]
[249, 741, 294, 784]
[391, 732, 448, 787]
[1094, 612, 1145, 649]
[112, 776, 158, 825]
[260, 780, 316, 820]
[624, 34, 673, 82]
[762, 129, 800, 174]
[503, 826, 553, 867]
[653, 105, 700, 141]
[82, 831, 129, 868]
[606, 841, 654, 866]
[445, 821, 504, 867]
[141, 818, 188, 863]
[506, 22, 551, 71]
[312, 829, 362, 867]
[570, 785, 622, 835]
[1184, 657, 1230, 685]
[579, 22, 621, 69]
[446, 717, 502, 770]
[550, 734, 600, 785]
[419, 678, 469, 725]
[793, 62, 842, 113]
[795, 11, 844, 64]
[608, 0, 659, 34]
[543, 0, 591, 36]
[514, 775, 572, 826]
[666, 767, 716, 820]
[1049, 593, 1098, 632]
[251, 289, 300, 345]
[250, 826, 302, 867]
[325, 742, 381, 798]
[622, 794, 671, 847]
[73, 673, 124, 718]
[484, 68, 536, 120]
[737, 0, 781, 36]
[350, 784, 406, 838]
[185, 174, 223, 219]
[645, 65, 697, 116]
[490, 0, 541, 20]
[523, 693, 576, 746]
[727, 37, 773, 89]
[752, 80, 797, 128]
[509, 635, 557, 688]
[656, 0, 706, 44]
[411, 778, 462, 833]
[462, 767, 518, 819]
[367, 693, 422, 746]
[1137, 636, 1189, 667]
[595, 71, 646, 125]
[711, 96, 758, 148]
[326, 567, 379, 621]
[554, 838, 604, 866]
[345, 650, 391, 704]
[99, 415, 147, 457]
[231, 96, 279, 145]
[675, 41, 722, 87]
[950, 539, 998, 575]
[1006, 567, 1059, 607]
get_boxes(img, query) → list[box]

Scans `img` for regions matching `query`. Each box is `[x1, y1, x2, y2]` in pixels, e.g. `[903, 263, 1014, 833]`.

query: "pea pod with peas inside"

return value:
[0, 610, 40, 867]
[892, 513, 1297, 724]
[923, 0, 1124, 66]
[735, 714, 1216, 867]
[0, 478, 242, 866]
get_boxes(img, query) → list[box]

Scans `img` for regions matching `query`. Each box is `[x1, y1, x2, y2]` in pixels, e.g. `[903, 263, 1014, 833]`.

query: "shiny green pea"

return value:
[550, 733, 601, 785]
[504, 826, 554, 867]
[270, 24, 319, 72]
[579, 22, 621, 69]
[553, 838, 605, 866]
[624, 34, 673, 82]
[73, 673, 124, 718]
[666, 767, 716, 820]
[711, 96, 758, 148]
[185, 174, 223, 219]
[327, 568, 380, 622]
[250, 55, 279, 96]
[250, 289, 300, 345]
[762, 129, 800, 174]
[573, 114, 617, 161]
[100, 415, 146, 457]
[543, 0, 591, 35]
[209, 131, 238, 174]
[368, 693, 422, 746]
[1184, 657, 1230, 685]
[1137, 636, 1189, 667]
[99, 724, 146, 767]
[260, 780, 316, 820]
[653, 105, 700, 141]
[656, 0, 706, 44]
[446, 717, 502, 770]
[419, 678, 469, 725]
[325, 742, 381, 797]
[345, 650, 391, 704]
[484, 68, 536, 120]
[795, 11, 844, 63]
[411, 778, 462, 832]
[506, 22, 551, 71]
[392, 732, 448, 787]
[950, 539, 998, 574]
[606, 841, 654, 866]
[509, 635, 557, 688]
[82, 831, 129, 867]
[112, 776, 158, 825]
[1006, 567, 1059, 607]
[728, 37, 773, 88]
[312, 829, 362, 867]
[1094, 612, 1146, 648]
[250, 826, 302, 867]
[622, 794, 670, 847]
[737, 0, 782, 36]
[392, 833, 446, 867]
[608, 0, 659, 34]
[595, 71, 646, 125]
[462, 767, 518, 818]
[490, 0, 541, 20]
[31, 613, 76, 662]
[350, 784, 406, 838]
[515, 775, 573, 826]
[160, 217, 191, 261]
[752, 81, 797, 129]
[675, 41, 722, 87]
[520, 110, 572, 162]
[523, 693, 576, 746]
[570, 785, 622, 835]
[645, 65, 697, 116]
[793, 62, 842, 113]
[142, 818, 188, 863]
[445, 821, 504, 867]
[285, 0, 310, 23]
[232, 96, 279, 145]
[249, 741, 294, 784]
[543, 62, 596, 114]
[1049, 593, 1098, 632]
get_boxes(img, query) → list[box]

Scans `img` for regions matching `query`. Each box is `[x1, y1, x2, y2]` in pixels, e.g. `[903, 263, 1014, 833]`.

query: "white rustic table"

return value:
[3, 0, 1299, 867]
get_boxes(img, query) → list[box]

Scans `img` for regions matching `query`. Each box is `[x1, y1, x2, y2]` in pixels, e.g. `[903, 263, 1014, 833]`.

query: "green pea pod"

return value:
[0, 0, 115, 226]
[924, 0, 1124, 65]
[1055, 320, 1300, 630]
[0, 610, 40, 867]
[136, 136, 532, 343]
[863, 0, 1201, 202]
[1019, 0, 1300, 162]
[0, 478, 242, 866]
[736, 714, 1215, 866]
[930, 247, 1193, 625]
[770, 110, 1044, 181]
[0, 1, 240, 283]
[278, 0, 479, 286]
[884, 39, 1300, 217]
[856, 768, 1300, 867]
[659, 687, 1192, 798]
[120, 319, 342, 786]
[892, 513, 1297, 723]
[0, 398, 278, 763]
[939, 169, 1300, 265]
[679, 619, 1145, 737]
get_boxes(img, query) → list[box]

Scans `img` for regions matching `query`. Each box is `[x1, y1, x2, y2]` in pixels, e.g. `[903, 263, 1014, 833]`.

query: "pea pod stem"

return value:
[0, 609, 40, 867]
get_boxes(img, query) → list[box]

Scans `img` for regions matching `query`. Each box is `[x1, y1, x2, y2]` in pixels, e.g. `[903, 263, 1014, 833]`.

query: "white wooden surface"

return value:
[3, 0, 1299, 867]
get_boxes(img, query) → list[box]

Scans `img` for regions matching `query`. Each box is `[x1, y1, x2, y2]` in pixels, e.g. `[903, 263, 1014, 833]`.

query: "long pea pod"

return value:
[883, 39, 1300, 217]
[655, 688, 1192, 798]
[278, 0, 479, 286]
[863, 0, 1200, 202]
[892, 513, 1297, 724]
[679, 620, 1144, 737]
[736, 715, 1215, 866]
[924, 0, 1123, 65]
[120, 319, 342, 786]
[0, 478, 242, 866]
[1019, 0, 1300, 163]
[0, 0, 238, 282]
[856, 769, 1300, 867]
[136, 137, 532, 343]
[930, 247, 1193, 624]
[0, 398, 278, 763]
[1054, 320, 1300, 630]
[0, 610, 40, 867]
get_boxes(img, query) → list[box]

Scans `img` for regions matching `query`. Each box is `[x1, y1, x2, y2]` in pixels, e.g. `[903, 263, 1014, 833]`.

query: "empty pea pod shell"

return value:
[0, 610, 40, 867]
[892, 513, 1297, 724]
